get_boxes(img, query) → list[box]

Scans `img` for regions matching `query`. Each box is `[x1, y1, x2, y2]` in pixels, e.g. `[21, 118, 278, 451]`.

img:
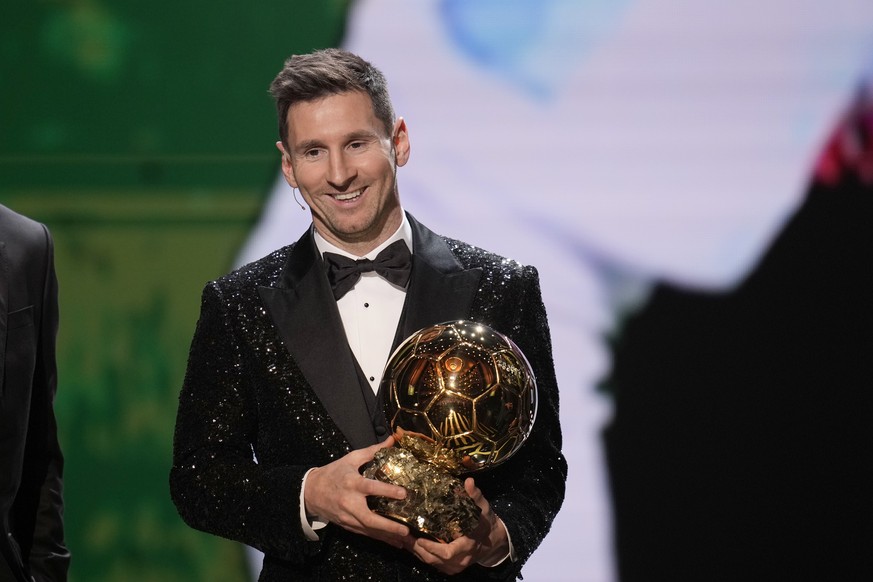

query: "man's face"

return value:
[278, 90, 409, 254]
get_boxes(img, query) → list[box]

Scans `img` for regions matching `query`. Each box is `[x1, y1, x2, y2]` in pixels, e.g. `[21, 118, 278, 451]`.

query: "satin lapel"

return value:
[258, 230, 377, 449]
[0, 240, 7, 394]
[398, 215, 483, 342]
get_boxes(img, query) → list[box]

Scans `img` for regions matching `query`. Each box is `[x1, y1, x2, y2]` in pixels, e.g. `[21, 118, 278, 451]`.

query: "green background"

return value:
[1, 2, 349, 579]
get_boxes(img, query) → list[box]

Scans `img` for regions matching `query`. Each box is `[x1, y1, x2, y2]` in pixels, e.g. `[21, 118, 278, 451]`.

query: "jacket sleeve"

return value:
[15, 225, 71, 581]
[169, 281, 316, 561]
[471, 265, 568, 581]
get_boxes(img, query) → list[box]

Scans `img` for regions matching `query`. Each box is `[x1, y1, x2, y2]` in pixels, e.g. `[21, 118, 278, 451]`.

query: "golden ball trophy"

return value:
[363, 320, 537, 542]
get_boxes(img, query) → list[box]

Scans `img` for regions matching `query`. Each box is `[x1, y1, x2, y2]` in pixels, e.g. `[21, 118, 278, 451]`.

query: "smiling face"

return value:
[278, 90, 410, 255]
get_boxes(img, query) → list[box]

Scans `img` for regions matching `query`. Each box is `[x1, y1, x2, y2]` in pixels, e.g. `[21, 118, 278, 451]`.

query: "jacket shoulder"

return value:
[0, 204, 51, 249]
[209, 245, 293, 293]
[441, 236, 534, 278]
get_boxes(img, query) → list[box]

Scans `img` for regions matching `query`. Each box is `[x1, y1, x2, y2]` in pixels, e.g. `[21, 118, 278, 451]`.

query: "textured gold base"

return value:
[362, 444, 481, 543]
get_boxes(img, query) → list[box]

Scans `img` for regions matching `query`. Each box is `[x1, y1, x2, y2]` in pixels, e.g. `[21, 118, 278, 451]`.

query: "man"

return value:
[170, 49, 566, 581]
[0, 204, 70, 582]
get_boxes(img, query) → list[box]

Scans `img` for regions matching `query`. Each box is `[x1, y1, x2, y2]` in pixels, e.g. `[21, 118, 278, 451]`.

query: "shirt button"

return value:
[369, 376, 375, 382]
[364, 302, 369, 308]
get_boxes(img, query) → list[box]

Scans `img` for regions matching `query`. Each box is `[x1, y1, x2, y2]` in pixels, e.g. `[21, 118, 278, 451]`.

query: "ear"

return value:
[392, 118, 410, 167]
[276, 141, 298, 188]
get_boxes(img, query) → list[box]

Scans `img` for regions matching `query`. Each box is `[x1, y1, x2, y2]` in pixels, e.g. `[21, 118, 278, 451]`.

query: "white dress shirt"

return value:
[314, 219, 414, 394]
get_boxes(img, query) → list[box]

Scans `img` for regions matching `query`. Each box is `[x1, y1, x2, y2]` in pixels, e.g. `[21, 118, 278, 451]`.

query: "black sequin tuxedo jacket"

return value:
[171, 214, 566, 581]
[0, 205, 69, 582]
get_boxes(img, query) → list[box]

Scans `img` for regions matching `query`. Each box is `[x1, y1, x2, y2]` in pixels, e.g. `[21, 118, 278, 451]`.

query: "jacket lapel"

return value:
[397, 214, 483, 344]
[258, 229, 377, 449]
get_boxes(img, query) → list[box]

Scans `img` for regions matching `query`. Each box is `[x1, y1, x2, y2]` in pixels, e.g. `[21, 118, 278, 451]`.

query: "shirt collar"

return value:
[313, 212, 413, 260]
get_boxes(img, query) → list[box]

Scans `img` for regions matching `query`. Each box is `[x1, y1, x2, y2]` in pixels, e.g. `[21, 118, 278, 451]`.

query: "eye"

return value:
[303, 148, 324, 160]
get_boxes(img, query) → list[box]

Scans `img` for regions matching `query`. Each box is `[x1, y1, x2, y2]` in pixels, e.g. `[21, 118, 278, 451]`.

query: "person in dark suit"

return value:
[169, 49, 566, 580]
[604, 81, 873, 582]
[0, 204, 70, 582]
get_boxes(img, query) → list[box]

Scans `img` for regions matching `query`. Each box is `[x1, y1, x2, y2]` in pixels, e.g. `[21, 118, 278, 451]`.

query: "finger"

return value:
[362, 511, 411, 537]
[350, 437, 395, 465]
[335, 501, 410, 540]
[348, 517, 409, 546]
[419, 534, 476, 557]
[367, 435, 395, 454]
[464, 477, 483, 502]
[344, 517, 410, 548]
[347, 525, 408, 549]
[414, 538, 448, 561]
[464, 477, 493, 517]
[411, 540, 470, 576]
[356, 474, 407, 499]
[414, 537, 455, 562]
[410, 540, 441, 566]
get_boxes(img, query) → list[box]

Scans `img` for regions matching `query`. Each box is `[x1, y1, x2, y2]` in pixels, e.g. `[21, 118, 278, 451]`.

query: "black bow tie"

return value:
[323, 240, 412, 300]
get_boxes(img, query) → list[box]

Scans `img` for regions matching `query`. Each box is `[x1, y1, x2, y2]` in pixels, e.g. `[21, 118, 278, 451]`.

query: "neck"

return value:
[314, 211, 404, 257]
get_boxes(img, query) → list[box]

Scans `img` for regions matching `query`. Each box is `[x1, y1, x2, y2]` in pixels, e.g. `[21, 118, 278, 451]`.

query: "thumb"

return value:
[465, 477, 490, 512]
[378, 435, 396, 449]
[356, 435, 396, 464]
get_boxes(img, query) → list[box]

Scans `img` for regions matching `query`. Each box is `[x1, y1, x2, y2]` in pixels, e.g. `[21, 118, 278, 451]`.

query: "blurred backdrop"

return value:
[2, 1, 872, 581]
[2, 2, 350, 580]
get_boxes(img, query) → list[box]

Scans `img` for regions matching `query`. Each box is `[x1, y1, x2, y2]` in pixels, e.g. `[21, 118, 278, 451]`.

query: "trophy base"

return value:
[362, 446, 481, 543]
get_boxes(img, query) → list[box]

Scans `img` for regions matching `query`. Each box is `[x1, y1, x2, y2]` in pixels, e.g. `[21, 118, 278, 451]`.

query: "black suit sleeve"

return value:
[12, 224, 70, 581]
[471, 265, 568, 580]
[169, 282, 314, 561]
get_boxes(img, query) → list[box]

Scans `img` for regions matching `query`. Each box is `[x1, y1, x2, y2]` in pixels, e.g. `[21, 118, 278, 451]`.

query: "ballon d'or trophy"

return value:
[362, 320, 537, 542]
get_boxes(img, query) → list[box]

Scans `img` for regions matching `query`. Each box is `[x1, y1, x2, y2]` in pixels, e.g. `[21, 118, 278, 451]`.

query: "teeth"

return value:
[334, 190, 361, 201]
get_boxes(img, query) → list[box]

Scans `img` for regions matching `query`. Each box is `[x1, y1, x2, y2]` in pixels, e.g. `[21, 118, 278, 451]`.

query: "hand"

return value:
[304, 437, 412, 548]
[406, 478, 510, 575]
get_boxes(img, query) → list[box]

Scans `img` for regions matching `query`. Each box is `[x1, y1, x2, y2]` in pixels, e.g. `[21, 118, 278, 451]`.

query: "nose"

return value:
[327, 151, 356, 190]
